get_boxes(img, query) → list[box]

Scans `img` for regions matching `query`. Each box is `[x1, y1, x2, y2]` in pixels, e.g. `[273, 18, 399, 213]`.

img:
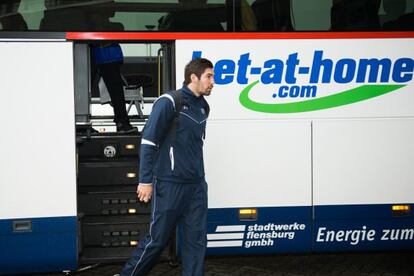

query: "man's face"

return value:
[193, 68, 215, 96]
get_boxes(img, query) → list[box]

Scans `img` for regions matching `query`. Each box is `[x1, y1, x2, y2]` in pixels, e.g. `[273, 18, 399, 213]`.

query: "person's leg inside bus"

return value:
[99, 62, 135, 132]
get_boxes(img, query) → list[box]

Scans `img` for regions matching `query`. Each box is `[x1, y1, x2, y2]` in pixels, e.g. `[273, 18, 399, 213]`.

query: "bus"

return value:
[1, 0, 413, 274]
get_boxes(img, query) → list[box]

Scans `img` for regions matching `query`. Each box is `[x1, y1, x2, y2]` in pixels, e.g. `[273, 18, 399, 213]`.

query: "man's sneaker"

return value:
[116, 122, 138, 133]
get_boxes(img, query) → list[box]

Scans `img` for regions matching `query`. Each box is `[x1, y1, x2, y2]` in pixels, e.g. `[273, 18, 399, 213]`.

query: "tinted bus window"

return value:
[381, 0, 414, 30]
[241, 0, 292, 31]
[241, 0, 413, 31]
[0, 0, 29, 31]
[0, 0, 228, 32]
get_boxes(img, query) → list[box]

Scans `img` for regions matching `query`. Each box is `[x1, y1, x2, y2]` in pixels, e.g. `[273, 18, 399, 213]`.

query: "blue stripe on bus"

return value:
[314, 204, 414, 251]
[313, 219, 414, 252]
[0, 216, 77, 275]
[207, 206, 312, 255]
[206, 204, 414, 255]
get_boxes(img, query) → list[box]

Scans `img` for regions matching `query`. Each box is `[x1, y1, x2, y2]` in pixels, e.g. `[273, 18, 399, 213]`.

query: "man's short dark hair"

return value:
[184, 58, 214, 85]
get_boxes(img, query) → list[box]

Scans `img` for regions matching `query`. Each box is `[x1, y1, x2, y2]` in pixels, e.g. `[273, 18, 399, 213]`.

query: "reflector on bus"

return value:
[239, 208, 257, 221]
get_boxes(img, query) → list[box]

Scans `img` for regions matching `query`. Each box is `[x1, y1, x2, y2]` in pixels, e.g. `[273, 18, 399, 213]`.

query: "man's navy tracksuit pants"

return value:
[120, 179, 208, 276]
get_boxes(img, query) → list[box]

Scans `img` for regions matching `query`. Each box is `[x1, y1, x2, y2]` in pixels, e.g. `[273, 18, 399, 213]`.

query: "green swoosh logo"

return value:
[239, 81, 405, 113]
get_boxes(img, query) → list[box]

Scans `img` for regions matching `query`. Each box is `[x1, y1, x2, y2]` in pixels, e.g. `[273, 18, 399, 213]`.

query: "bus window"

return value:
[0, 0, 28, 31]
[291, 0, 332, 31]
[245, 0, 413, 31]
[330, 0, 382, 31]
[6, 0, 228, 32]
[1, 0, 413, 32]
[381, 0, 414, 30]
[244, 0, 293, 31]
[157, 0, 226, 31]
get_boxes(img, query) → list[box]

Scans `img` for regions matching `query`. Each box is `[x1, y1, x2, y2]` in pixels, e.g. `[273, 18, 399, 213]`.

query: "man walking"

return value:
[121, 58, 215, 276]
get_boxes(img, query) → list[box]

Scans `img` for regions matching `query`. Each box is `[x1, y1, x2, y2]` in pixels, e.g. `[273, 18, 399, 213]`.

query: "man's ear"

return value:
[190, 73, 198, 83]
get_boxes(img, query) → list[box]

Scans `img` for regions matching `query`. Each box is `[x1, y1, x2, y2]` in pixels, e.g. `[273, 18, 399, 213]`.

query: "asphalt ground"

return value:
[29, 251, 414, 276]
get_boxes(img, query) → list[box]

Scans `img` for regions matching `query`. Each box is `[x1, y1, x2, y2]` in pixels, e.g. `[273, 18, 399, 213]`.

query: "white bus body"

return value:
[0, 33, 413, 274]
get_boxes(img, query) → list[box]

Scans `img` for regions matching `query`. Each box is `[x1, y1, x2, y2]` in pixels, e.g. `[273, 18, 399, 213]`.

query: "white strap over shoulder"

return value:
[141, 138, 156, 146]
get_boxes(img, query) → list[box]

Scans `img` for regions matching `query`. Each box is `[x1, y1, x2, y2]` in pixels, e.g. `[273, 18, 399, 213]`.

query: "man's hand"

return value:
[137, 184, 153, 203]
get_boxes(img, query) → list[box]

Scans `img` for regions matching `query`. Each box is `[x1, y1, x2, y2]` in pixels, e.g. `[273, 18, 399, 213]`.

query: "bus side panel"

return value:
[206, 206, 311, 255]
[204, 120, 312, 253]
[0, 41, 77, 274]
[313, 119, 414, 251]
[205, 120, 312, 208]
[0, 217, 77, 274]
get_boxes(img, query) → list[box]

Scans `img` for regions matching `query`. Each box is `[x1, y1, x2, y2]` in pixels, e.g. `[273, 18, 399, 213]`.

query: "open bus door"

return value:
[74, 39, 176, 264]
